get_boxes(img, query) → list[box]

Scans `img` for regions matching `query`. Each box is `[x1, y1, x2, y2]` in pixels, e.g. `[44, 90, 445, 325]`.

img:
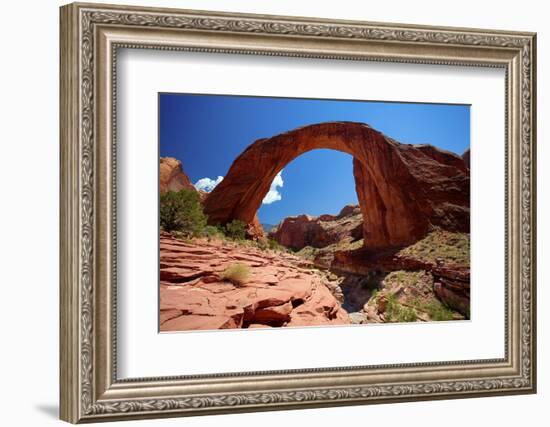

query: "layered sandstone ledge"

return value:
[159, 232, 350, 331]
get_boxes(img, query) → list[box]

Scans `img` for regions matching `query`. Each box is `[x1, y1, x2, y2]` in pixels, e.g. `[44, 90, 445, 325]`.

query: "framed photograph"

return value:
[60, 2, 537, 423]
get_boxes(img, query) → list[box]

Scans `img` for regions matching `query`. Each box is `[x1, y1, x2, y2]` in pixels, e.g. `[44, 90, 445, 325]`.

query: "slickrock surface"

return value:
[203, 121, 470, 247]
[159, 232, 350, 331]
[269, 205, 363, 250]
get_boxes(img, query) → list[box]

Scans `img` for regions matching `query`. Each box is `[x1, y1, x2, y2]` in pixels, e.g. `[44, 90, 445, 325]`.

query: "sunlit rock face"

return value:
[269, 205, 363, 251]
[159, 157, 194, 194]
[203, 121, 470, 248]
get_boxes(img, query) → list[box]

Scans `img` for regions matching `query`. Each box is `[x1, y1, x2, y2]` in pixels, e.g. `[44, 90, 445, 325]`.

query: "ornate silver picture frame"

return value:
[60, 2, 536, 423]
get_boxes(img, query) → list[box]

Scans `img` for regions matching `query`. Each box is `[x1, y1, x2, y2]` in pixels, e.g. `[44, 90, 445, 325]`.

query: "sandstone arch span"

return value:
[203, 122, 469, 248]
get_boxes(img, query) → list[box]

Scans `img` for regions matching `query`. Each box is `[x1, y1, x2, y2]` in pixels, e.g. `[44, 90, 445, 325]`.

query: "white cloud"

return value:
[193, 171, 283, 203]
[194, 176, 224, 193]
[262, 171, 284, 205]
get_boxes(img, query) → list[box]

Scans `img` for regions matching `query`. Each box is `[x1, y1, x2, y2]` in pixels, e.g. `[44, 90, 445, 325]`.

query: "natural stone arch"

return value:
[203, 122, 469, 248]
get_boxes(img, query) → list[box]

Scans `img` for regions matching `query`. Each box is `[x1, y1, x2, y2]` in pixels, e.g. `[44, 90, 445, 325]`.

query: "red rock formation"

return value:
[159, 232, 349, 331]
[415, 144, 468, 171]
[269, 205, 363, 250]
[159, 157, 194, 194]
[159, 157, 266, 240]
[247, 215, 266, 241]
[462, 148, 470, 169]
[433, 264, 470, 317]
[203, 122, 470, 249]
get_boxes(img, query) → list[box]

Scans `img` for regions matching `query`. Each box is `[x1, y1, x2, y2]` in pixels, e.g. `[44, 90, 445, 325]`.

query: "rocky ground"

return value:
[325, 269, 467, 325]
[267, 209, 470, 325]
[299, 228, 470, 324]
[159, 232, 349, 331]
[159, 227, 470, 331]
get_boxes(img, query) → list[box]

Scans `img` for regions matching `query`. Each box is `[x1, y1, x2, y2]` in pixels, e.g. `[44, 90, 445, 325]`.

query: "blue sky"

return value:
[159, 93, 470, 225]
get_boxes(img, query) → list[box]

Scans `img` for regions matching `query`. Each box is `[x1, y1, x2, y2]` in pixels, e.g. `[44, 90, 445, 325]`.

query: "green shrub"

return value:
[255, 239, 269, 251]
[427, 303, 454, 321]
[411, 299, 453, 321]
[202, 225, 224, 240]
[397, 229, 470, 266]
[268, 238, 284, 251]
[170, 231, 191, 243]
[160, 189, 207, 236]
[385, 294, 417, 323]
[384, 270, 424, 288]
[295, 246, 319, 260]
[222, 219, 247, 240]
[220, 263, 250, 286]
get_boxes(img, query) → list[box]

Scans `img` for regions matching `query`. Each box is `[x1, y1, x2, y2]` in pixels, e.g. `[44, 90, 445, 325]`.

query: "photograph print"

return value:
[159, 94, 470, 332]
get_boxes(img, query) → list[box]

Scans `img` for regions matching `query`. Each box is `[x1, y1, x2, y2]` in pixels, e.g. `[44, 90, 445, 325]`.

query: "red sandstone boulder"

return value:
[159, 157, 195, 194]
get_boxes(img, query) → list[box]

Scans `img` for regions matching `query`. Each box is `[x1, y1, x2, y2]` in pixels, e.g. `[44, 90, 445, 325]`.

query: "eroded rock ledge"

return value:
[159, 232, 350, 331]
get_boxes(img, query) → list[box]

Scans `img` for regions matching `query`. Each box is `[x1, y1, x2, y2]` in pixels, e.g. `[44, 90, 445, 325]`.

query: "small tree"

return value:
[160, 189, 207, 236]
[223, 219, 247, 240]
